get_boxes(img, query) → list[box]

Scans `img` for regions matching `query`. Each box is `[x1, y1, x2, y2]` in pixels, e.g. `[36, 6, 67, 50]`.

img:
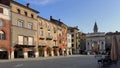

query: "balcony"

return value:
[46, 35, 53, 40]
[40, 26, 43, 29]
[15, 42, 35, 48]
[39, 36, 45, 40]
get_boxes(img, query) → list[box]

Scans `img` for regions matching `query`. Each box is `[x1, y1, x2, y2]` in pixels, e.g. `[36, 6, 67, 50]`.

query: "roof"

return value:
[50, 17, 68, 27]
[11, 0, 39, 13]
[106, 31, 120, 35]
[68, 26, 79, 30]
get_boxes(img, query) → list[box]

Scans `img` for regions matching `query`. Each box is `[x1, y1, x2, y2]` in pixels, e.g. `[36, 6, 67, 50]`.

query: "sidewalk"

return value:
[0, 55, 86, 63]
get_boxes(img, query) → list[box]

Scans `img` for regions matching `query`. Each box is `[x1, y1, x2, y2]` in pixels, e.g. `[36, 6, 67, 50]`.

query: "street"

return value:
[0, 55, 120, 68]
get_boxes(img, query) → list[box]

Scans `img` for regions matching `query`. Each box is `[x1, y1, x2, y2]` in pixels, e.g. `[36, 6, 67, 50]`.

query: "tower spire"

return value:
[93, 21, 98, 33]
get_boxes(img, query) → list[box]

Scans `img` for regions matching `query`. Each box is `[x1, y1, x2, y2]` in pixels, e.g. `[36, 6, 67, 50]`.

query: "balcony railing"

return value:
[39, 36, 45, 40]
[17, 41, 35, 46]
[46, 35, 53, 40]
[40, 26, 43, 29]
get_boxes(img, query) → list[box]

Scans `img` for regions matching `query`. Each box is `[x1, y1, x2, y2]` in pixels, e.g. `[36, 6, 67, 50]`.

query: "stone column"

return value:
[24, 52, 28, 59]
[24, 48, 28, 59]
[35, 47, 39, 58]
[62, 50, 64, 56]
[35, 51, 39, 58]
[51, 49, 54, 57]
[57, 48, 59, 56]
[66, 49, 69, 55]
[44, 47, 47, 57]
[11, 49, 14, 59]
[8, 50, 11, 60]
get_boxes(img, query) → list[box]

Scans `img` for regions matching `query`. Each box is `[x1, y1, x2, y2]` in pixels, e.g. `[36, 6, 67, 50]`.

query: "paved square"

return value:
[0, 55, 120, 68]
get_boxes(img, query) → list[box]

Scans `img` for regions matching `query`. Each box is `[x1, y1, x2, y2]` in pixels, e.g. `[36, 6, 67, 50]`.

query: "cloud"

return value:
[23, 0, 60, 6]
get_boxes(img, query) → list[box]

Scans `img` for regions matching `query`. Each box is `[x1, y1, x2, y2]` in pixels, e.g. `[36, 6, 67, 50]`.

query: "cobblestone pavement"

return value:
[0, 55, 120, 68]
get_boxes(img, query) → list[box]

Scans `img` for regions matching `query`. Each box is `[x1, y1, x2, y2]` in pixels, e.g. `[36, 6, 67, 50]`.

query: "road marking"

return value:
[15, 64, 23, 68]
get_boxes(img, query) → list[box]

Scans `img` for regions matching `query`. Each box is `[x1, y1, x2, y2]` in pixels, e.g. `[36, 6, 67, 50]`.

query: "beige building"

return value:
[68, 26, 79, 54]
[10, 1, 39, 59]
[37, 16, 59, 57]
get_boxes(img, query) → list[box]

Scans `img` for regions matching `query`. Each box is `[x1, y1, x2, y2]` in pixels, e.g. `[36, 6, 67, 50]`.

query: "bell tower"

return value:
[93, 22, 98, 33]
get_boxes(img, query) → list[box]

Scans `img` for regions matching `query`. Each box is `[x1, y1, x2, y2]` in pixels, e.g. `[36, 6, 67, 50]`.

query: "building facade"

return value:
[78, 32, 86, 54]
[0, 1, 11, 59]
[10, 1, 39, 59]
[37, 16, 59, 57]
[67, 33, 72, 55]
[0, 0, 77, 59]
[68, 26, 79, 54]
[50, 16, 69, 56]
[86, 22, 105, 55]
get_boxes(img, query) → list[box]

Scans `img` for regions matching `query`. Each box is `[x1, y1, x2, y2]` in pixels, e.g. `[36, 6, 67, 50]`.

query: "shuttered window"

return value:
[0, 8, 3, 13]
[18, 36, 23, 45]
[28, 37, 33, 45]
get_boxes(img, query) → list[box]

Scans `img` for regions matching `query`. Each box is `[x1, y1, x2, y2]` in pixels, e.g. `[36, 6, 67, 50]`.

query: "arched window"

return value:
[0, 31, 5, 40]
[0, 20, 4, 26]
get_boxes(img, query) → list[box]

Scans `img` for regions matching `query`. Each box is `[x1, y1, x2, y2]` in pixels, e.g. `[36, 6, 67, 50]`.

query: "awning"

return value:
[0, 48, 7, 51]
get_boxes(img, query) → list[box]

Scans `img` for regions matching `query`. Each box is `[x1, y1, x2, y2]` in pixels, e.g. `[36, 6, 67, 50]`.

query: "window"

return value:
[17, 9, 20, 14]
[40, 22, 42, 26]
[28, 37, 33, 45]
[48, 25, 50, 31]
[48, 32, 50, 37]
[72, 34, 74, 37]
[72, 44, 74, 47]
[0, 20, 4, 26]
[18, 36, 23, 45]
[28, 23, 33, 29]
[31, 14, 34, 18]
[0, 8, 3, 13]
[0, 31, 5, 40]
[102, 42, 104, 45]
[18, 20, 23, 27]
[88, 42, 89, 45]
[54, 28, 56, 33]
[72, 39, 74, 42]
[24, 11, 27, 16]
[40, 30, 43, 36]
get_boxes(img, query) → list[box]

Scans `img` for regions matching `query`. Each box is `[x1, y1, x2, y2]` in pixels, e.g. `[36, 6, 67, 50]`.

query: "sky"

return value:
[16, 0, 120, 33]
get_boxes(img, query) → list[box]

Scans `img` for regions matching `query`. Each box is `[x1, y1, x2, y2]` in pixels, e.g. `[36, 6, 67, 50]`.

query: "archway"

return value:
[53, 48, 57, 56]
[0, 48, 8, 59]
[59, 48, 62, 56]
[47, 47, 52, 56]
[28, 49, 35, 58]
[14, 48, 24, 58]
[92, 42, 99, 54]
[38, 47, 44, 57]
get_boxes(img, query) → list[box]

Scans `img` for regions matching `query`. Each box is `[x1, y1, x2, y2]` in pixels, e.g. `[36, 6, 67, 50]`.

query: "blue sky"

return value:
[16, 0, 120, 33]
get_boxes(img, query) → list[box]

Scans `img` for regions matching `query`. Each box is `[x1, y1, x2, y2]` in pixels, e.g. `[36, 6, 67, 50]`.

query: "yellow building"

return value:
[37, 16, 59, 57]
[50, 16, 69, 56]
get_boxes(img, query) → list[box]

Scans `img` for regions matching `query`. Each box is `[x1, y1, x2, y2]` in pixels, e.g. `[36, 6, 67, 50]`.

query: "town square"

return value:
[0, 0, 120, 68]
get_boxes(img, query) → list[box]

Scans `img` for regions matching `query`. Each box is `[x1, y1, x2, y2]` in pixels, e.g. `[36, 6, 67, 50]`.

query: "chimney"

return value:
[59, 19, 60, 22]
[26, 3, 30, 8]
[50, 16, 52, 20]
